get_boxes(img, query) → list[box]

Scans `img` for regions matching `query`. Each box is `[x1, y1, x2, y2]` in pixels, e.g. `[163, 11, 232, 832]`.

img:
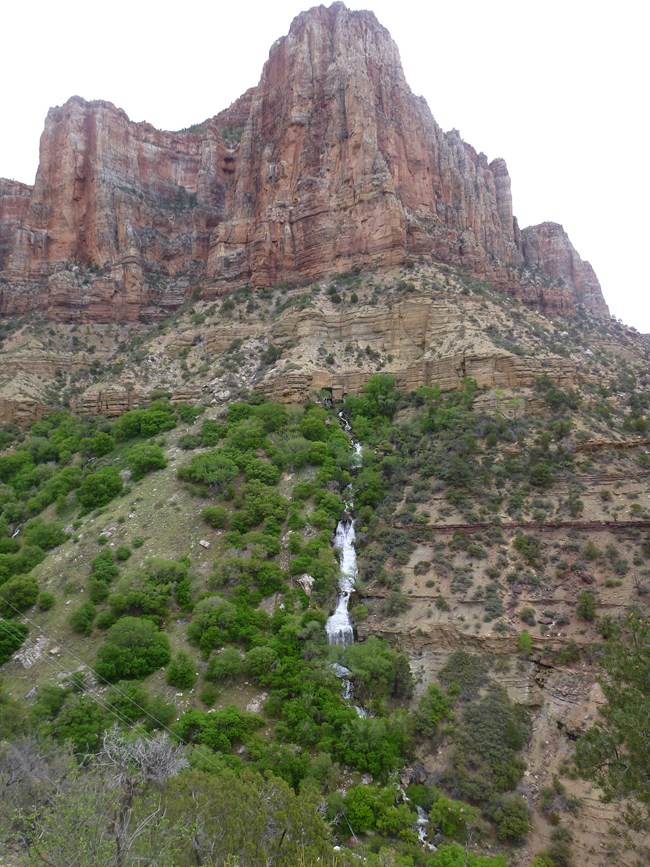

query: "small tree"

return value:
[166, 651, 196, 689]
[205, 647, 243, 683]
[518, 630, 533, 658]
[95, 617, 171, 681]
[576, 591, 596, 621]
[0, 575, 39, 617]
[126, 444, 168, 481]
[69, 601, 96, 636]
[201, 506, 228, 529]
[575, 613, 650, 817]
[0, 618, 28, 664]
[78, 467, 123, 509]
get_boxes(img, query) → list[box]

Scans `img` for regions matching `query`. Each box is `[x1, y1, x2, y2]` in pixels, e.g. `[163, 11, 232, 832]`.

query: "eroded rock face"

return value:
[0, 3, 607, 322]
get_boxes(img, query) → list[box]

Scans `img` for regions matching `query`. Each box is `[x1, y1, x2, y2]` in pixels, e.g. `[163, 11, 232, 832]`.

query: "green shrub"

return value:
[22, 518, 67, 550]
[438, 651, 489, 701]
[114, 545, 132, 562]
[77, 467, 123, 509]
[51, 694, 107, 753]
[37, 591, 55, 610]
[166, 651, 197, 689]
[489, 793, 530, 842]
[177, 450, 238, 490]
[520, 607, 536, 626]
[112, 403, 176, 441]
[200, 683, 220, 706]
[412, 684, 454, 737]
[68, 601, 96, 635]
[0, 618, 28, 664]
[0, 575, 39, 617]
[518, 630, 533, 658]
[576, 591, 596, 621]
[126, 443, 168, 480]
[206, 647, 244, 683]
[95, 616, 171, 681]
[429, 795, 479, 841]
[245, 645, 277, 680]
[202, 506, 229, 529]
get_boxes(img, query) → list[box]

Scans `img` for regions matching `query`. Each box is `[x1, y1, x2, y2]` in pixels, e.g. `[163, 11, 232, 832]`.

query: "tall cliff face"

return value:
[0, 2, 608, 322]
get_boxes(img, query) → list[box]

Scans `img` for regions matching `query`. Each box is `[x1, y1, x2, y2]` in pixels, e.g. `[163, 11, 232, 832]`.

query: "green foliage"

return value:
[0, 618, 28, 664]
[518, 630, 533, 658]
[125, 443, 168, 480]
[51, 693, 107, 753]
[37, 590, 55, 610]
[343, 784, 414, 837]
[342, 636, 414, 705]
[513, 532, 542, 567]
[95, 616, 171, 681]
[111, 402, 176, 441]
[68, 601, 96, 635]
[0, 679, 25, 735]
[488, 793, 530, 842]
[444, 683, 529, 804]
[177, 449, 238, 490]
[338, 713, 411, 780]
[108, 558, 189, 620]
[162, 767, 334, 865]
[201, 505, 228, 528]
[0, 574, 39, 617]
[429, 844, 507, 866]
[438, 650, 489, 701]
[575, 613, 650, 814]
[77, 466, 123, 509]
[80, 431, 115, 457]
[173, 705, 263, 752]
[22, 517, 67, 549]
[91, 549, 120, 582]
[429, 795, 479, 840]
[205, 647, 244, 683]
[576, 591, 596, 621]
[520, 606, 536, 626]
[166, 651, 197, 689]
[411, 683, 454, 738]
[245, 645, 277, 680]
[535, 375, 581, 412]
[529, 461, 556, 489]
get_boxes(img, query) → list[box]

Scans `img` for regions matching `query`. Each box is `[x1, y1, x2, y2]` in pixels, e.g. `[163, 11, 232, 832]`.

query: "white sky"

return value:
[2, 0, 648, 330]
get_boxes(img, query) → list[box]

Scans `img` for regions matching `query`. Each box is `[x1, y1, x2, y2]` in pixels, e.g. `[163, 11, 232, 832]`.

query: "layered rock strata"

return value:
[0, 3, 608, 322]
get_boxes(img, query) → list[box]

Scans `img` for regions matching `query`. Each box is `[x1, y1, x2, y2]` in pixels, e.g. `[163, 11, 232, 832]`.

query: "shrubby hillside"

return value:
[1, 263, 649, 866]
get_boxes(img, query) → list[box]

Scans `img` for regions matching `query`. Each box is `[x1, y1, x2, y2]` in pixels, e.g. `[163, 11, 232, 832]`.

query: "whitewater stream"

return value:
[325, 516, 358, 647]
[327, 412, 434, 848]
[325, 414, 366, 716]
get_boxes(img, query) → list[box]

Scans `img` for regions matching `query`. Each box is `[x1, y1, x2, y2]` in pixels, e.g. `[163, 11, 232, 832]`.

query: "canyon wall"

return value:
[0, 3, 608, 322]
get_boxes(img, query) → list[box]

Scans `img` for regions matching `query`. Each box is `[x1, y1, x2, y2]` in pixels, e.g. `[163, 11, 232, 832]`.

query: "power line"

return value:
[0, 600, 227, 775]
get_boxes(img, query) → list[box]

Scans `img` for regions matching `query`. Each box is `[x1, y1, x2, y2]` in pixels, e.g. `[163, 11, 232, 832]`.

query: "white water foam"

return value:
[325, 517, 357, 646]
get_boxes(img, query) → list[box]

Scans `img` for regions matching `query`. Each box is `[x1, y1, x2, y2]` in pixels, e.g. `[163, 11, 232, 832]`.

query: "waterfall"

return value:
[326, 412, 366, 716]
[325, 516, 357, 646]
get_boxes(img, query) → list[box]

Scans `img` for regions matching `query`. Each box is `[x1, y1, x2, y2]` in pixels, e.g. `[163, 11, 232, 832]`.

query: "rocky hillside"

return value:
[0, 3, 606, 324]
[0, 258, 648, 865]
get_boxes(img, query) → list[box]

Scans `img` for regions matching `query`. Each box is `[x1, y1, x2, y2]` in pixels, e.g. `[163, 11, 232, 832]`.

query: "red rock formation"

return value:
[0, 180, 31, 270]
[520, 222, 608, 314]
[0, 3, 608, 321]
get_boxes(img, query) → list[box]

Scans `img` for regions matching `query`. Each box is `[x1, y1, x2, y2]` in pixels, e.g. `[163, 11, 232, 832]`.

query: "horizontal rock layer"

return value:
[0, 3, 607, 322]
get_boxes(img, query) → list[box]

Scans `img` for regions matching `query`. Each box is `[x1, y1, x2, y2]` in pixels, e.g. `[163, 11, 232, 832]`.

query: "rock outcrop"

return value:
[0, 3, 608, 322]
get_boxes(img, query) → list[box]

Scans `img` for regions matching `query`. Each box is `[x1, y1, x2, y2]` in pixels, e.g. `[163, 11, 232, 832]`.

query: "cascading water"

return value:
[326, 413, 366, 716]
[325, 516, 357, 646]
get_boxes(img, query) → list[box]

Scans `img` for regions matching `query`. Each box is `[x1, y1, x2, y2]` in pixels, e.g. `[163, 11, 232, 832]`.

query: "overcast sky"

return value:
[2, 0, 647, 330]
